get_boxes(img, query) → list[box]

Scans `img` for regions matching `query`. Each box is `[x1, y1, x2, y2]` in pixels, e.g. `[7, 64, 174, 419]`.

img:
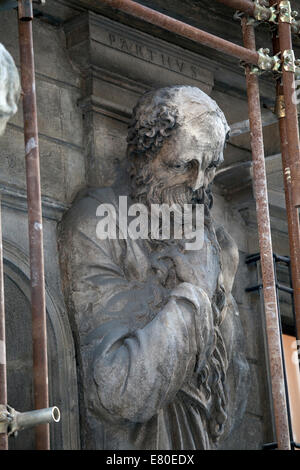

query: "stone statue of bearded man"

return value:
[59, 86, 250, 450]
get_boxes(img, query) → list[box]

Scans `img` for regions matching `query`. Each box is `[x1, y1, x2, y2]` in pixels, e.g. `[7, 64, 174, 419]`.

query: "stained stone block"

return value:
[61, 145, 86, 204]
[232, 251, 258, 309]
[92, 114, 128, 187]
[212, 194, 248, 253]
[0, 126, 26, 190]
[246, 363, 267, 418]
[238, 305, 264, 362]
[219, 414, 264, 450]
[35, 80, 83, 149]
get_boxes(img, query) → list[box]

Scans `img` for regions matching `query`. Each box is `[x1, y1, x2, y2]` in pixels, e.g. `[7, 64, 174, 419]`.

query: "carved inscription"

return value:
[108, 33, 202, 80]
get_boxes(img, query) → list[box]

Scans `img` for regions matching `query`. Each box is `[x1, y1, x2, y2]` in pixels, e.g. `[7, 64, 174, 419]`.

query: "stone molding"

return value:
[65, 11, 215, 119]
[0, 184, 69, 222]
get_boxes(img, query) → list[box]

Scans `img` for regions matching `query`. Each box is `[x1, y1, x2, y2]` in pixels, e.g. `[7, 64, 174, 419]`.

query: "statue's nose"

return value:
[192, 168, 204, 191]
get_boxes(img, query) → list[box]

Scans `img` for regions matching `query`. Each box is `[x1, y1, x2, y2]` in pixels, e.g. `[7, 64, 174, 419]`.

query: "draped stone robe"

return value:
[59, 187, 249, 450]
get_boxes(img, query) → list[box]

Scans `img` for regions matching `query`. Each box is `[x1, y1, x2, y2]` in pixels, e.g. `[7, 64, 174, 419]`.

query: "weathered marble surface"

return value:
[59, 86, 250, 450]
[0, 43, 20, 136]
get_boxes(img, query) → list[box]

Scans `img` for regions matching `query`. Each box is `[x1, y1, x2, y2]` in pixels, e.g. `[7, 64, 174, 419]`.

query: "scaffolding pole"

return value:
[17, 0, 49, 450]
[215, 0, 255, 14]
[0, 201, 8, 451]
[275, 0, 300, 345]
[97, 0, 259, 65]
[270, 0, 300, 345]
[241, 16, 291, 450]
[277, 5, 300, 209]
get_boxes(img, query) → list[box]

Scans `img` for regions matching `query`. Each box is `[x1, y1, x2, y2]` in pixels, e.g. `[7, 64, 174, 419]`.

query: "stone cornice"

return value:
[0, 184, 69, 221]
[64, 11, 215, 93]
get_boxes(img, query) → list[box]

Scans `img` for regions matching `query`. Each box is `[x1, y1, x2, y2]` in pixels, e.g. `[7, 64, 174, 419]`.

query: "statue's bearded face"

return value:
[142, 113, 228, 207]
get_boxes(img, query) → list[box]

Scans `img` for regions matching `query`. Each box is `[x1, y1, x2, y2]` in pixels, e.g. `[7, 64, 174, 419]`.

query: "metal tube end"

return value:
[51, 407, 60, 423]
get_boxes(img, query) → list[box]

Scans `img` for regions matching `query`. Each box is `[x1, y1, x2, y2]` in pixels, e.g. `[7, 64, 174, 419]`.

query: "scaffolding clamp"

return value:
[275, 94, 286, 118]
[245, 48, 281, 75]
[279, 1, 298, 24]
[234, 1, 278, 25]
[283, 49, 296, 72]
[254, 0, 277, 23]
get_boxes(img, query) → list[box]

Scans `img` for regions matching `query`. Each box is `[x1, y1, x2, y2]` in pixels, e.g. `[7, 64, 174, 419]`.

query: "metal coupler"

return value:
[0, 404, 60, 437]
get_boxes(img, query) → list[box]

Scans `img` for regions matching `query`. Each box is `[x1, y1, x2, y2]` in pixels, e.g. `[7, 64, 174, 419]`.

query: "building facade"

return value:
[0, 0, 298, 449]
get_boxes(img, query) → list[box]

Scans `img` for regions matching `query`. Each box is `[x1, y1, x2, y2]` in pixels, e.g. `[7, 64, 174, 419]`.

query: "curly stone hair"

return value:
[127, 87, 179, 161]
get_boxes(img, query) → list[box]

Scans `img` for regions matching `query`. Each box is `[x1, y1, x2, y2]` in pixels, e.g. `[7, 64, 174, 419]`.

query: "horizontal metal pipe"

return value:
[245, 253, 261, 264]
[97, 0, 259, 65]
[215, 0, 255, 15]
[15, 407, 60, 433]
[273, 254, 291, 265]
[277, 284, 293, 295]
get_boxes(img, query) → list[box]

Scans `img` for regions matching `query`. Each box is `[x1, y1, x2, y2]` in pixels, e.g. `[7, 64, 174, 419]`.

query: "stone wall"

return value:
[0, 7, 82, 449]
[0, 0, 293, 449]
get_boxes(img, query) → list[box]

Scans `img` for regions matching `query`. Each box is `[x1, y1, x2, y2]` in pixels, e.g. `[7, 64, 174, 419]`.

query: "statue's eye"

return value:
[167, 161, 192, 172]
[170, 162, 186, 172]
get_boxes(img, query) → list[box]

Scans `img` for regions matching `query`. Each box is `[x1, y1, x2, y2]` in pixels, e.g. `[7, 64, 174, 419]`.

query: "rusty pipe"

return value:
[241, 17, 291, 450]
[215, 0, 255, 15]
[17, 0, 49, 450]
[270, 10, 300, 345]
[97, 0, 259, 65]
[0, 202, 8, 451]
[277, 13, 300, 208]
[278, 112, 300, 342]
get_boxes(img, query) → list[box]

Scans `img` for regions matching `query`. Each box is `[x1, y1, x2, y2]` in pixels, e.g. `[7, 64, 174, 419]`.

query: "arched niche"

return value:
[3, 239, 80, 449]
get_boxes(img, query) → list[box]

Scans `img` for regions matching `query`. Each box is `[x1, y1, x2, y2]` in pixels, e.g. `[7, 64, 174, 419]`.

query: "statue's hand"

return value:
[172, 247, 220, 299]
[170, 282, 214, 354]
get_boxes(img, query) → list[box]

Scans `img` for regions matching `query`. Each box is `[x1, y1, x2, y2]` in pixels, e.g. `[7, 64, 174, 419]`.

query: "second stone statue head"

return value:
[0, 43, 21, 136]
[127, 85, 230, 207]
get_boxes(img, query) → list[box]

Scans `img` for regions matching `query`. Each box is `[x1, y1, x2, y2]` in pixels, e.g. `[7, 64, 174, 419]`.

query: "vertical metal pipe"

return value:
[241, 17, 291, 450]
[270, 1, 300, 343]
[17, 0, 49, 450]
[277, 97, 300, 343]
[0, 201, 8, 451]
[273, 257, 295, 445]
[277, 11, 300, 208]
